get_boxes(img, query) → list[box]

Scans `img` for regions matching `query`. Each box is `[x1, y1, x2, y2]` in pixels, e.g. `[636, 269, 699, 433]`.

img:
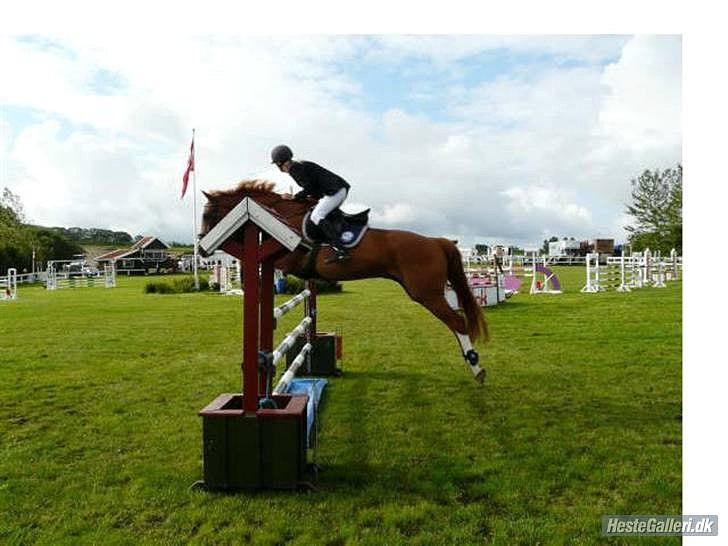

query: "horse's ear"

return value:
[202, 190, 212, 201]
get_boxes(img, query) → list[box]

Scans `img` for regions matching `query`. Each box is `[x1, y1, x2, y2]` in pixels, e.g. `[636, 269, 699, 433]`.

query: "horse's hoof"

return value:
[473, 366, 486, 384]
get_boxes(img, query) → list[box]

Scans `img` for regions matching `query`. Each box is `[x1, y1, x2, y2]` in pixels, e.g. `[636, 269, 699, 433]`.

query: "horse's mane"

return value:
[204, 178, 315, 226]
[205, 179, 286, 209]
[208, 179, 279, 199]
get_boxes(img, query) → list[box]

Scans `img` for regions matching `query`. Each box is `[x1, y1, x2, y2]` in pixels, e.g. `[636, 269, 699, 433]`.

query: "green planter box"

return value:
[198, 393, 308, 490]
[286, 332, 341, 376]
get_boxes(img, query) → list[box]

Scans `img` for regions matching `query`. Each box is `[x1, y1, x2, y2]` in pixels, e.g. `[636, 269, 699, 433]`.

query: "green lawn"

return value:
[0, 267, 681, 545]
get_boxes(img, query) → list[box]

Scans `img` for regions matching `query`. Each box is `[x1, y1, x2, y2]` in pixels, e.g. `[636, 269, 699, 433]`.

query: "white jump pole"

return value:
[616, 255, 631, 292]
[653, 260, 666, 288]
[105, 263, 116, 288]
[273, 343, 313, 395]
[270, 316, 313, 366]
[46, 264, 57, 290]
[529, 251, 538, 294]
[581, 252, 601, 293]
[643, 248, 652, 286]
[2, 268, 18, 300]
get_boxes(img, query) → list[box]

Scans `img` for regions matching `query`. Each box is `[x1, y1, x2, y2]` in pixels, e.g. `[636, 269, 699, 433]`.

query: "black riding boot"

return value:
[317, 218, 350, 263]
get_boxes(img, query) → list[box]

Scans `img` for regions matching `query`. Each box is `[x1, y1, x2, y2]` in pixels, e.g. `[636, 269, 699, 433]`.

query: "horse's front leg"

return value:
[274, 250, 308, 277]
[418, 288, 485, 384]
[440, 288, 484, 383]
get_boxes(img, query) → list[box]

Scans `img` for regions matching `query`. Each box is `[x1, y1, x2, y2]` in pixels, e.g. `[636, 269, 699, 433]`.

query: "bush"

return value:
[144, 276, 210, 294]
[284, 275, 342, 294]
[172, 277, 196, 293]
[144, 282, 174, 294]
[283, 275, 305, 294]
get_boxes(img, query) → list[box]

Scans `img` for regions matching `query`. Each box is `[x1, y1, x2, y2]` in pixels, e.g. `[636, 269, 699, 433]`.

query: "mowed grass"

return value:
[0, 267, 681, 545]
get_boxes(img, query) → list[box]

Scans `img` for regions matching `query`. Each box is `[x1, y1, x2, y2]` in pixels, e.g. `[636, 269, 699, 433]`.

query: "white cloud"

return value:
[371, 202, 417, 226]
[1, 34, 681, 247]
[502, 185, 593, 235]
[595, 35, 682, 156]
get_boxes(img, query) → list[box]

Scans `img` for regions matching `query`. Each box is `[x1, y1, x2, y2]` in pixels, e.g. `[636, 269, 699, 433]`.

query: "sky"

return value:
[1, 34, 682, 248]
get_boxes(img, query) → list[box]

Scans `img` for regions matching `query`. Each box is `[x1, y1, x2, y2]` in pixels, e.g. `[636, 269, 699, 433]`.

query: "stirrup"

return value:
[325, 247, 350, 264]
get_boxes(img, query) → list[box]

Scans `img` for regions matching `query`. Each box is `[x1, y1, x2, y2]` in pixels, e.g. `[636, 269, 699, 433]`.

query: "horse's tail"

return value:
[441, 239, 489, 343]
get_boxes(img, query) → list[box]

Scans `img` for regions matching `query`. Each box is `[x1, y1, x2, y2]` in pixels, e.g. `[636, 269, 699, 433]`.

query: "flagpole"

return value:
[191, 128, 200, 290]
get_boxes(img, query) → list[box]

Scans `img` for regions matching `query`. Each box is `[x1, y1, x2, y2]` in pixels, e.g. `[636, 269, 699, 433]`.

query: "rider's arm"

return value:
[288, 162, 311, 201]
[293, 189, 308, 201]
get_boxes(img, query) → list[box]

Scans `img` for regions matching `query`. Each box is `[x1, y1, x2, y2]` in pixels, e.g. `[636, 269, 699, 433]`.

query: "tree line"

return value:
[50, 227, 134, 246]
[2, 188, 79, 273]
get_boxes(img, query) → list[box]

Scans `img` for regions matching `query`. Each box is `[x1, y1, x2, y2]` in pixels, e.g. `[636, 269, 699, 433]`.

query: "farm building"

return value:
[590, 238, 615, 255]
[95, 236, 172, 275]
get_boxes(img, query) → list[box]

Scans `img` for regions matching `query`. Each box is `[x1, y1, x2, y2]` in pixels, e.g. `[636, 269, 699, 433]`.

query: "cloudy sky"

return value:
[0, 34, 681, 248]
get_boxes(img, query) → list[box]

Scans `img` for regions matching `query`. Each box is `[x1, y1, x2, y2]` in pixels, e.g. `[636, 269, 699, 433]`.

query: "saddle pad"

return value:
[302, 211, 369, 249]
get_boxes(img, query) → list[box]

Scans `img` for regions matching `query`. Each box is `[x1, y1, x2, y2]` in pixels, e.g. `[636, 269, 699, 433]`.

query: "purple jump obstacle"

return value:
[504, 275, 522, 292]
[535, 264, 561, 291]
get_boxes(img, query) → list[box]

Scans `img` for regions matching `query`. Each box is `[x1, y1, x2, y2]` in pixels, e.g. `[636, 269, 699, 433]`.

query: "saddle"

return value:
[302, 208, 370, 249]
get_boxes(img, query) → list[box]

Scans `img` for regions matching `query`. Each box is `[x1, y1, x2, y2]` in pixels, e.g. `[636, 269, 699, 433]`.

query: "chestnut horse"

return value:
[200, 180, 489, 383]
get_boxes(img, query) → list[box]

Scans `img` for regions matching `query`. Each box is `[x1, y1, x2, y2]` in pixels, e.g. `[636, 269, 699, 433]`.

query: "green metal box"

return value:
[286, 332, 341, 376]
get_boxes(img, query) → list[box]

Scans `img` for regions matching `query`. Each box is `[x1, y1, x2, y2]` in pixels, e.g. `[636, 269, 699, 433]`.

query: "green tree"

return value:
[1, 187, 84, 272]
[542, 236, 559, 254]
[474, 244, 489, 256]
[625, 165, 682, 254]
[1, 187, 24, 226]
[50, 226, 133, 245]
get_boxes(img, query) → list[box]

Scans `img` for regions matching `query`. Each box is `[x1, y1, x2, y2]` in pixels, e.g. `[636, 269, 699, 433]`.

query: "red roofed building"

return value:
[95, 236, 171, 275]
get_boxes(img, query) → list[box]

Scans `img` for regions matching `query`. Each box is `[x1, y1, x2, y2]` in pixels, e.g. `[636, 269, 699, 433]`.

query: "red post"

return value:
[260, 255, 275, 395]
[242, 223, 260, 414]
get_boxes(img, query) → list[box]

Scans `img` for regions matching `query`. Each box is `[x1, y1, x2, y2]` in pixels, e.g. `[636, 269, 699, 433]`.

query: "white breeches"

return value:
[311, 188, 348, 225]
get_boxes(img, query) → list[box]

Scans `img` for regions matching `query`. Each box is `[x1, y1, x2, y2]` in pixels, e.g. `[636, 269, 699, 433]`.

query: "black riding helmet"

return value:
[271, 144, 293, 166]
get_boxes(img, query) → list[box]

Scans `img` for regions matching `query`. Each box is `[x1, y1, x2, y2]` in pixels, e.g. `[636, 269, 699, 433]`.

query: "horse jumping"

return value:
[200, 180, 489, 383]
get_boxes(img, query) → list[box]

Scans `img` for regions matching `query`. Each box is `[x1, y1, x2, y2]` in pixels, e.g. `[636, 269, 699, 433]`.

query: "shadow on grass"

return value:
[330, 368, 421, 382]
[309, 363, 504, 503]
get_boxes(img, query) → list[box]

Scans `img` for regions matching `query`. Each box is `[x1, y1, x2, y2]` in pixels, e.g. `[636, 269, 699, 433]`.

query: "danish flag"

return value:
[181, 136, 195, 199]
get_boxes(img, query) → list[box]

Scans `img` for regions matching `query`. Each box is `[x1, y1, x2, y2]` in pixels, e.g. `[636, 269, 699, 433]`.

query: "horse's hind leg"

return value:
[420, 292, 486, 384]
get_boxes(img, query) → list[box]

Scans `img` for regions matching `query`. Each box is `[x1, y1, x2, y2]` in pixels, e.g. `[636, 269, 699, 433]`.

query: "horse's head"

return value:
[199, 194, 221, 241]
[200, 180, 279, 239]
[199, 179, 316, 249]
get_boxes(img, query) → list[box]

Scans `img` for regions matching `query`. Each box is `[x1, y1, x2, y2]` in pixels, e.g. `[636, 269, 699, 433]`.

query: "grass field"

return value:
[0, 267, 682, 545]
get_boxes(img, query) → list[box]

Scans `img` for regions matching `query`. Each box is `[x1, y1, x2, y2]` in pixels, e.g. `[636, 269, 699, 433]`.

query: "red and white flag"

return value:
[181, 136, 195, 199]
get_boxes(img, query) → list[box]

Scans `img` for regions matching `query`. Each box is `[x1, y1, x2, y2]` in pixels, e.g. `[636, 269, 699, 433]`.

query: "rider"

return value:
[271, 144, 351, 262]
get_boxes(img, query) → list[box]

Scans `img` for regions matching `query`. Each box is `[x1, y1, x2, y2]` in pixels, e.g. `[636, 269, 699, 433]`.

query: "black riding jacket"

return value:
[289, 161, 350, 201]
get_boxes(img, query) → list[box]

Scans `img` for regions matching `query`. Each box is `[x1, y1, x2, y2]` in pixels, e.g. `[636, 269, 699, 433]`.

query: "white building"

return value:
[200, 250, 239, 270]
[548, 240, 581, 257]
